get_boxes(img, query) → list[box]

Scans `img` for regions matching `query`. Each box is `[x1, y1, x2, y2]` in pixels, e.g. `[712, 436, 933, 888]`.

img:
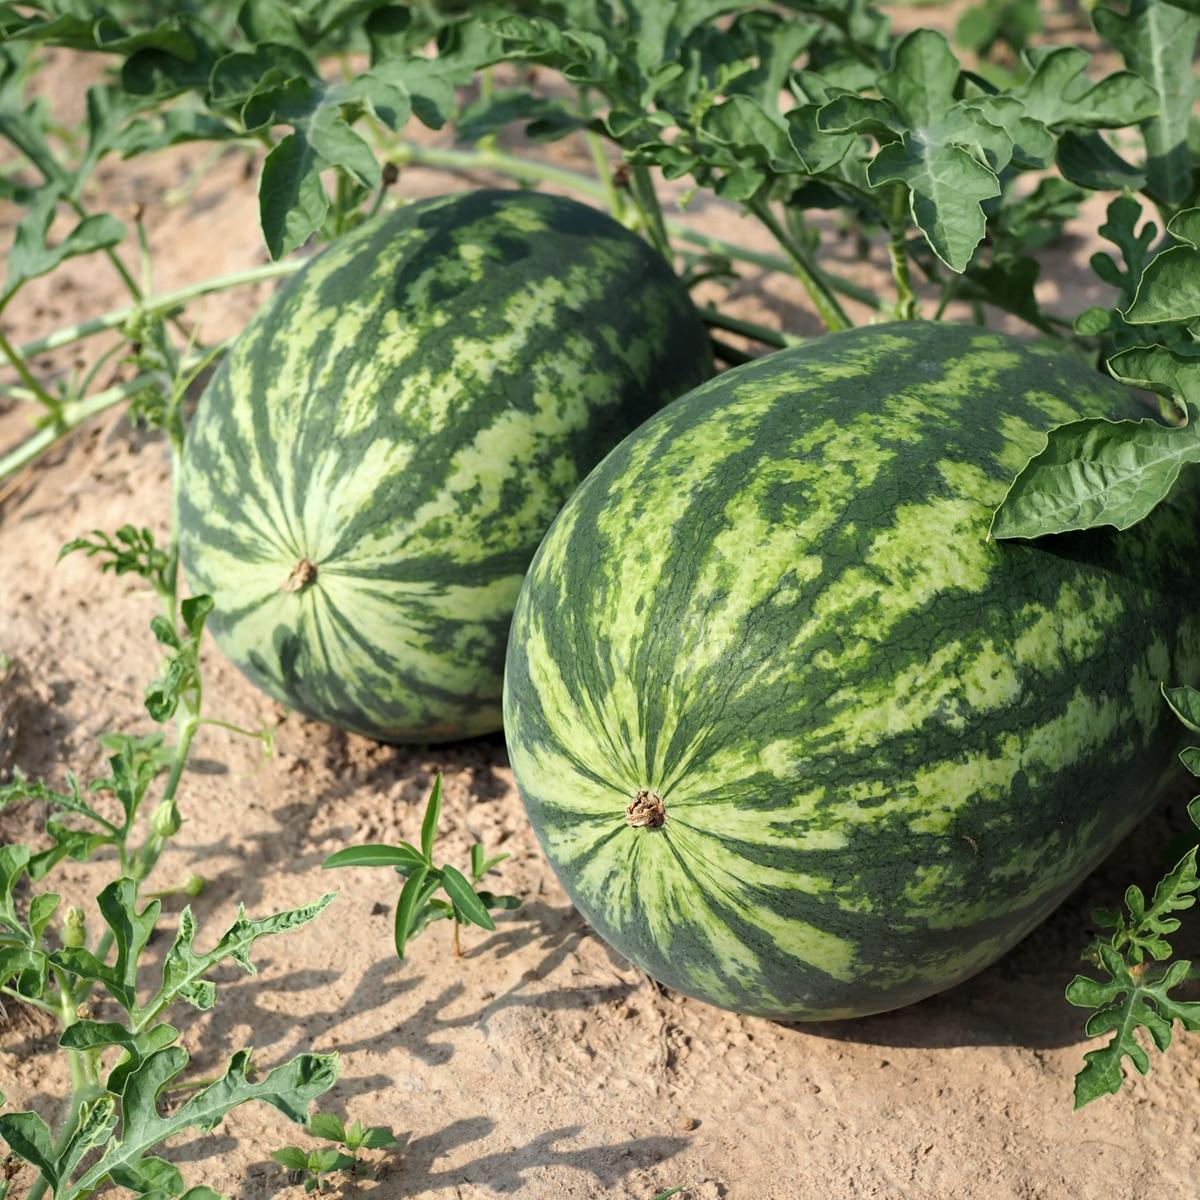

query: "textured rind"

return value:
[179, 189, 713, 742]
[503, 322, 1200, 1020]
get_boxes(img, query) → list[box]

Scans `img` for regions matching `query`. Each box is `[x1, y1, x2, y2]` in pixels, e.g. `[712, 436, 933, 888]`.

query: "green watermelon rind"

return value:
[503, 321, 1200, 1020]
[180, 189, 713, 743]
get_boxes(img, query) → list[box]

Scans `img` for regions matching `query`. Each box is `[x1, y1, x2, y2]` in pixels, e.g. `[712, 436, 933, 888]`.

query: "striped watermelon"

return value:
[179, 189, 712, 742]
[503, 322, 1200, 1020]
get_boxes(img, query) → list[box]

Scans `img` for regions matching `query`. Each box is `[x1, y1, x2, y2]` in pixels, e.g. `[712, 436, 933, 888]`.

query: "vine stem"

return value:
[0, 293, 769, 492]
[15, 261, 301, 361]
[73, 700, 199, 996]
[7, 149, 878, 371]
[747, 196, 851, 332]
[0, 380, 144, 485]
[886, 185, 919, 320]
[25, 973, 101, 1200]
[700, 307, 802, 349]
[0, 324, 63, 418]
[0, 983, 59, 1016]
[628, 163, 674, 262]
[710, 335, 755, 366]
[0, 347, 224, 487]
[585, 130, 627, 222]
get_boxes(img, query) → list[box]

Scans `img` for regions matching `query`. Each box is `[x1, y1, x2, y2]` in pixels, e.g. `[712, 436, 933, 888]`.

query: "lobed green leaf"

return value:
[990, 413, 1200, 539]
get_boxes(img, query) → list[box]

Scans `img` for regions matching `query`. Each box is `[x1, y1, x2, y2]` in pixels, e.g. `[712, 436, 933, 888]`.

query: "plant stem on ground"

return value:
[747, 196, 852, 332]
[0, 381, 145, 486]
[710, 335, 755, 365]
[15, 262, 301, 361]
[0, 320, 64, 421]
[0, 346, 223, 488]
[701, 307, 803, 349]
[0, 139, 889, 493]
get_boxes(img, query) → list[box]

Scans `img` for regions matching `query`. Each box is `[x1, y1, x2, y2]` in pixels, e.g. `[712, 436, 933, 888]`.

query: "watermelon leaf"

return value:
[990, 413, 1200, 539]
[1092, 0, 1200, 211]
[1108, 343, 1200, 423]
[1067, 951, 1200, 1107]
[1069, 692, 1200, 1104]
[67, 1047, 338, 1196]
[2, 183, 125, 303]
[862, 29, 1011, 272]
[1010, 46, 1157, 130]
[2, 886, 338, 1197]
[259, 130, 329, 260]
[1054, 129, 1147, 192]
[1163, 683, 1200, 734]
[1122, 245, 1200, 324]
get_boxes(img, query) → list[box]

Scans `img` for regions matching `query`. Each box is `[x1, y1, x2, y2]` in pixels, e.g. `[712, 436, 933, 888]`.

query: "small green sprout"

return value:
[272, 1113, 395, 1193]
[323, 774, 521, 959]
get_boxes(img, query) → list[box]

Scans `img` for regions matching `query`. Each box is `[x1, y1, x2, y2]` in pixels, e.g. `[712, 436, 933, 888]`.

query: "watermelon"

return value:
[179, 189, 712, 743]
[503, 321, 1200, 1020]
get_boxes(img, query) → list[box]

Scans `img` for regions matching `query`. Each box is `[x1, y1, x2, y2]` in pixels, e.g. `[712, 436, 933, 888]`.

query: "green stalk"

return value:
[700, 306, 802, 349]
[628, 163, 673, 263]
[391, 138, 610, 202]
[0, 325, 63, 421]
[164, 143, 229, 208]
[26, 973, 99, 1200]
[333, 171, 350, 237]
[65, 195, 145, 306]
[16, 261, 301, 361]
[710, 335, 755, 366]
[933, 273, 961, 321]
[78, 708, 198, 987]
[677, 229, 879, 309]
[747, 197, 851, 332]
[197, 716, 268, 739]
[578, 89, 628, 225]
[364, 174, 390, 221]
[886, 186, 919, 320]
[585, 128, 628, 224]
[67, 396, 198, 1003]
[0, 345, 227, 487]
[11, 152, 876, 374]
[56, 970, 86, 1089]
[0, 984, 59, 1017]
[0, 380, 145, 485]
[135, 216, 154, 300]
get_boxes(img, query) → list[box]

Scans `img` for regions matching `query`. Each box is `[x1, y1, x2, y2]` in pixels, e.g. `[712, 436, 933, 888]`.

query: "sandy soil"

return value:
[3, 19, 1200, 1200]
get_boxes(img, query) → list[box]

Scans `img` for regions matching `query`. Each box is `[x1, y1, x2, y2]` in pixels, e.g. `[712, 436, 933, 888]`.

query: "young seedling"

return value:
[1066, 685, 1200, 1105]
[0, 850, 338, 1200]
[2, 312, 336, 1193]
[272, 1113, 395, 1193]
[323, 775, 520, 959]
